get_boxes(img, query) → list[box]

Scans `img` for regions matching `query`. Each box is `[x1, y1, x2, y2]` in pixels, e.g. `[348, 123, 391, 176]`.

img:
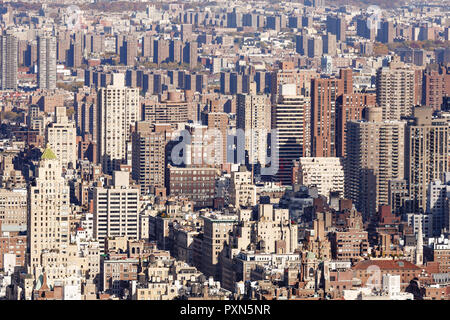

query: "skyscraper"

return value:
[422, 65, 450, 111]
[272, 84, 311, 184]
[336, 93, 376, 157]
[45, 107, 77, 169]
[38, 35, 57, 90]
[28, 146, 70, 283]
[376, 58, 415, 121]
[68, 38, 82, 68]
[183, 41, 198, 69]
[93, 171, 139, 253]
[131, 122, 166, 195]
[377, 21, 394, 44]
[236, 93, 271, 166]
[427, 174, 450, 236]
[0, 33, 18, 90]
[406, 107, 450, 212]
[345, 107, 406, 221]
[153, 38, 170, 64]
[322, 33, 337, 56]
[142, 35, 153, 58]
[120, 36, 137, 66]
[97, 73, 139, 173]
[205, 112, 229, 166]
[326, 15, 346, 42]
[311, 77, 344, 157]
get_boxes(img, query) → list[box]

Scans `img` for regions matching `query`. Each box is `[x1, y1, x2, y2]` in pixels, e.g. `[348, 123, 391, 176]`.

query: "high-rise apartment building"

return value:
[85, 33, 105, 54]
[270, 62, 317, 103]
[406, 107, 450, 212]
[182, 42, 198, 69]
[297, 157, 345, 200]
[93, 171, 139, 252]
[28, 147, 70, 283]
[229, 167, 256, 209]
[131, 122, 166, 195]
[45, 107, 77, 169]
[97, 73, 139, 173]
[205, 112, 229, 166]
[201, 214, 239, 279]
[68, 38, 82, 68]
[120, 36, 137, 66]
[74, 88, 97, 140]
[57, 31, 70, 64]
[336, 93, 376, 157]
[142, 91, 189, 125]
[422, 65, 450, 111]
[356, 16, 376, 40]
[339, 68, 353, 95]
[169, 39, 183, 64]
[426, 173, 450, 237]
[0, 33, 18, 90]
[295, 34, 309, 56]
[236, 93, 271, 166]
[311, 77, 344, 157]
[0, 188, 27, 226]
[272, 84, 311, 184]
[322, 33, 337, 56]
[345, 107, 406, 221]
[326, 15, 346, 42]
[153, 38, 170, 64]
[38, 35, 57, 90]
[376, 58, 415, 121]
[330, 211, 369, 260]
[142, 35, 153, 58]
[307, 37, 323, 58]
[377, 21, 394, 44]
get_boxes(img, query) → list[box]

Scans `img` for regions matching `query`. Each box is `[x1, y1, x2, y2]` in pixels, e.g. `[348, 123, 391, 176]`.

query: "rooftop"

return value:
[353, 259, 421, 271]
[41, 146, 57, 161]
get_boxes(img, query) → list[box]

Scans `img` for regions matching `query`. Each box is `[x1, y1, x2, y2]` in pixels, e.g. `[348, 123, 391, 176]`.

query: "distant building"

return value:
[0, 33, 18, 90]
[376, 58, 415, 121]
[297, 157, 344, 200]
[37, 35, 57, 90]
[345, 107, 406, 221]
[97, 73, 139, 173]
[406, 107, 450, 212]
[272, 84, 310, 184]
[168, 166, 218, 208]
[131, 122, 166, 194]
[28, 147, 70, 286]
[427, 173, 450, 236]
[93, 171, 140, 253]
[46, 107, 77, 169]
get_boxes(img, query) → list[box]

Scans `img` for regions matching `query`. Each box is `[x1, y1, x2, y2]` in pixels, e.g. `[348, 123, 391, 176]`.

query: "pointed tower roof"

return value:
[39, 272, 50, 292]
[417, 217, 423, 244]
[416, 217, 424, 266]
[41, 145, 57, 161]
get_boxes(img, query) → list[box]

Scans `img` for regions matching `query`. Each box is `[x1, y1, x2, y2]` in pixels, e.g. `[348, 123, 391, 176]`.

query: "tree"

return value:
[66, 108, 75, 118]
[3, 111, 21, 122]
